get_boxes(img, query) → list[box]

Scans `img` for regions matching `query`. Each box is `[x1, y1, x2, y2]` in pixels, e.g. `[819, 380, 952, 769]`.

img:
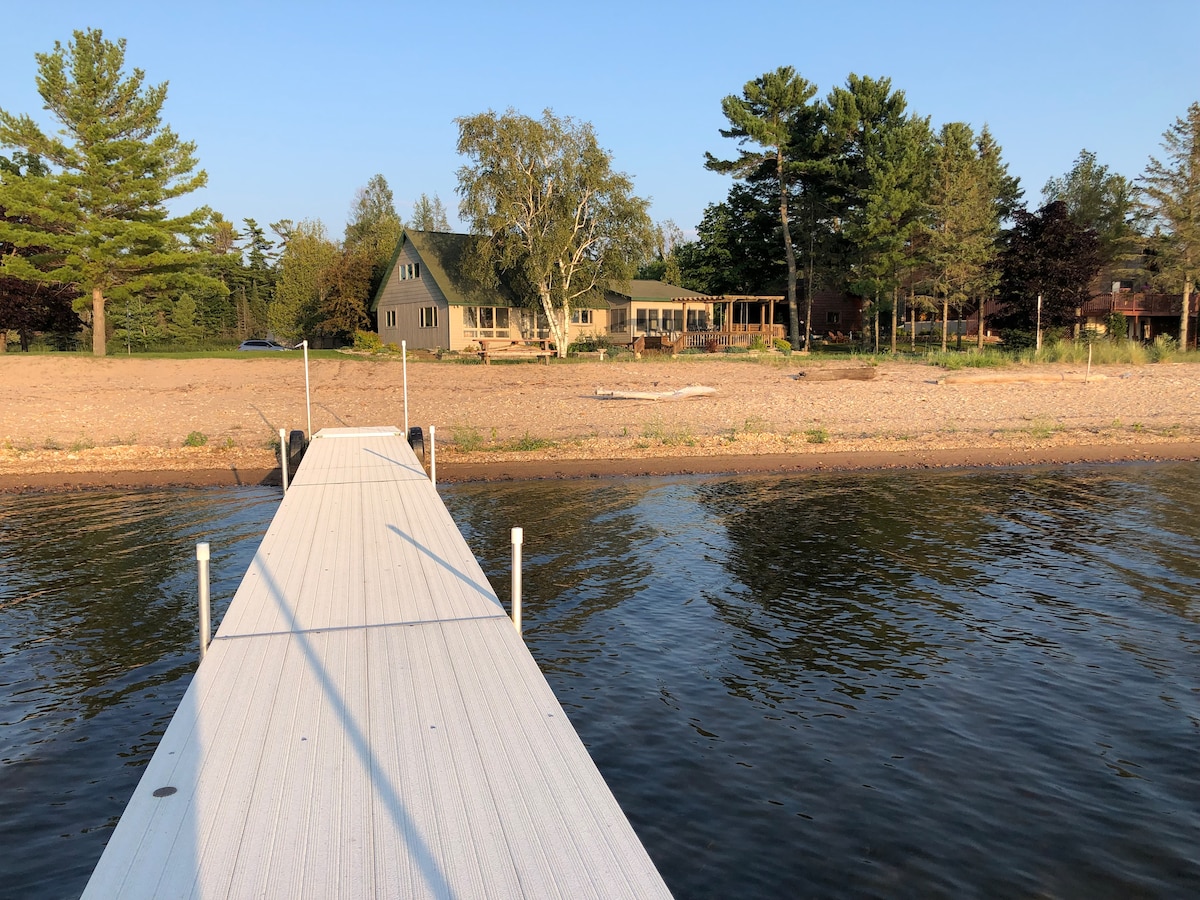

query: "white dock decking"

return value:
[83, 427, 671, 899]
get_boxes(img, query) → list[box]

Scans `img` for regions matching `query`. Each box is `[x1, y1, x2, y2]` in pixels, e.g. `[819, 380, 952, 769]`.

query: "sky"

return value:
[3, 1, 1198, 244]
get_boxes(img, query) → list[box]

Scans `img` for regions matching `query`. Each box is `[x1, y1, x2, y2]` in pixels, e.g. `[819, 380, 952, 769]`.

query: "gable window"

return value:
[384, 309, 396, 328]
[398, 262, 421, 281]
[419, 307, 438, 328]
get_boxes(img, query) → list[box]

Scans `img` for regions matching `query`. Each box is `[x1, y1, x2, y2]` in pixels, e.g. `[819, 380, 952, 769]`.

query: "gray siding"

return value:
[376, 244, 450, 349]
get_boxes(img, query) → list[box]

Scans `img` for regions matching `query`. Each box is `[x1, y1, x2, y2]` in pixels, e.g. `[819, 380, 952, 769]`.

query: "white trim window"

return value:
[384, 309, 396, 328]
[571, 309, 594, 325]
[419, 307, 438, 328]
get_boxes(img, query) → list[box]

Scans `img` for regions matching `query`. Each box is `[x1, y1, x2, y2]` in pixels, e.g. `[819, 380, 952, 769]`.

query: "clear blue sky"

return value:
[4, 1, 1198, 242]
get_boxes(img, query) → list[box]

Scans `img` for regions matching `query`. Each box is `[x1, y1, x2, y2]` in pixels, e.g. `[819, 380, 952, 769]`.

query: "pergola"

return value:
[664, 294, 788, 350]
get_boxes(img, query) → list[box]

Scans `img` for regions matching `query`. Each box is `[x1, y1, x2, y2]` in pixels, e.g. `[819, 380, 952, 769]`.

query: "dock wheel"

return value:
[407, 426, 425, 460]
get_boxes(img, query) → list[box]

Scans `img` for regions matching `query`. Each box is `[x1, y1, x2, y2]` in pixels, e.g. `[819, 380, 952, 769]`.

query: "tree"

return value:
[676, 186, 786, 295]
[345, 174, 403, 304]
[410, 193, 450, 232]
[926, 123, 999, 351]
[1044, 149, 1135, 268]
[455, 109, 654, 356]
[995, 200, 1102, 335]
[1139, 103, 1200, 349]
[827, 74, 933, 353]
[0, 29, 213, 355]
[272, 219, 339, 341]
[0, 150, 80, 350]
[706, 67, 819, 348]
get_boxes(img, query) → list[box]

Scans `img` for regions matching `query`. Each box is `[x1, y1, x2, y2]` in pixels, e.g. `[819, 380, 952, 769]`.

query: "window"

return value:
[609, 309, 628, 333]
[687, 309, 709, 330]
[826, 311, 841, 325]
[571, 309, 593, 325]
[384, 309, 396, 328]
[663, 309, 683, 332]
[419, 307, 438, 328]
[398, 262, 420, 281]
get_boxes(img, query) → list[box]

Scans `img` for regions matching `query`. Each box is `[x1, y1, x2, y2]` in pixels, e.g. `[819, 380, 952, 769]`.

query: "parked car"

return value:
[237, 339, 290, 351]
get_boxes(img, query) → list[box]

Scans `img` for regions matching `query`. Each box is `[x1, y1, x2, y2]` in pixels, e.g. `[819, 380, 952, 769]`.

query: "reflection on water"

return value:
[3, 466, 1200, 898]
[445, 464, 1200, 899]
[0, 488, 278, 897]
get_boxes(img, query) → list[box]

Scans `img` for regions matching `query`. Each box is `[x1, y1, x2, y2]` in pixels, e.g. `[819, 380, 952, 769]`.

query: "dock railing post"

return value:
[279, 428, 289, 493]
[402, 340, 408, 437]
[430, 425, 436, 486]
[511, 527, 523, 634]
[197, 542, 211, 662]
[301, 340, 311, 439]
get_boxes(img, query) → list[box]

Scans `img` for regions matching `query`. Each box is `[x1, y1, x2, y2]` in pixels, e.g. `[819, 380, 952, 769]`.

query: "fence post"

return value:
[430, 425, 436, 486]
[197, 542, 211, 662]
[279, 428, 289, 493]
[402, 340, 408, 437]
[511, 527, 523, 634]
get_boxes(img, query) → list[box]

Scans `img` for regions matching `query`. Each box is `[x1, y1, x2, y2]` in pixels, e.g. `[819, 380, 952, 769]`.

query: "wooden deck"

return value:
[83, 427, 671, 899]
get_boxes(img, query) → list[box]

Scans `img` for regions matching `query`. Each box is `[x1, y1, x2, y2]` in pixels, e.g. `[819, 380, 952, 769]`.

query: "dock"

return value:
[83, 427, 671, 898]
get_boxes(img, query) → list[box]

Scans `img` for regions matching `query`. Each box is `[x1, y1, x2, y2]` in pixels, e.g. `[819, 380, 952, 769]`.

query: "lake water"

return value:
[2, 466, 1199, 898]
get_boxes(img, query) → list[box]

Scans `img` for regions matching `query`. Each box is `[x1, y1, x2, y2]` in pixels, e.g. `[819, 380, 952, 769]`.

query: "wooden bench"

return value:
[478, 339, 555, 365]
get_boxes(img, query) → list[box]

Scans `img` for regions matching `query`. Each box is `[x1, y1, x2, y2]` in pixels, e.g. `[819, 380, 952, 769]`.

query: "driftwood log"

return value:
[794, 367, 879, 382]
[938, 372, 1108, 385]
[594, 385, 717, 401]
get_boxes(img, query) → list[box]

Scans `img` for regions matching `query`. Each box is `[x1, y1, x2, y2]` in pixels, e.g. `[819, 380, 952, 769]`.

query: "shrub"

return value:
[1104, 312, 1128, 341]
[353, 330, 384, 352]
[1150, 334, 1178, 363]
[749, 336, 769, 351]
[184, 431, 208, 447]
[774, 338, 792, 353]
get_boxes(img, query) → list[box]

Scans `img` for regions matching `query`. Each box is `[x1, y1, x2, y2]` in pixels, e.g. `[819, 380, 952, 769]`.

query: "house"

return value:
[371, 230, 721, 352]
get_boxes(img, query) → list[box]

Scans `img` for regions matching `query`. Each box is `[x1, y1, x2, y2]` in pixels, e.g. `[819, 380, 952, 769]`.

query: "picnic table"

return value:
[478, 338, 555, 364]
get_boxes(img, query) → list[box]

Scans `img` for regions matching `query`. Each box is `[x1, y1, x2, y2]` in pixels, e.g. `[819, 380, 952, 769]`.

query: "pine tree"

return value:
[410, 193, 450, 232]
[707, 67, 820, 348]
[1139, 103, 1200, 349]
[0, 29, 214, 355]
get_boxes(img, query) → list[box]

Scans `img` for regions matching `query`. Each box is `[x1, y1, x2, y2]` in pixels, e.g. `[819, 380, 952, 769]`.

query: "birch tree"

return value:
[455, 109, 653, 356]
[1139, 102, 1200, 349]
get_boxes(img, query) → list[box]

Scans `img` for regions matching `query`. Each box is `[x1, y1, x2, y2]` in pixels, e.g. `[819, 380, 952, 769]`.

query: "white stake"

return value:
[402, 340, 409, 437]
[197, 542, 211, 662]
[1086, 343, 1093, 383]
[301, 340, 311, 439]
[279, 428, 289, 493]
[430, 424, 436, 486]
[511, 527, 523, 634]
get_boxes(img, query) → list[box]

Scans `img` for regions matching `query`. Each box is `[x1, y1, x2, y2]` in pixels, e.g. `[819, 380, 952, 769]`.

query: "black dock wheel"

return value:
[288, 430, 307, 469]
[407, 426, 425, 460]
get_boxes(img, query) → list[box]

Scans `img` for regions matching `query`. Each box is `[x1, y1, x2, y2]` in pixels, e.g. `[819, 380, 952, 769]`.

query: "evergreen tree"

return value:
[1044, 149, 1135, 268]
[0, 29, 215, 355]
[927, 123, 999, 351]
[1138, 102, 1200, 349]
[706, 67, 819, 348]
[345, 174, 403, 306]
[410, 193, 450, 232]
[827, 74, 933, 352]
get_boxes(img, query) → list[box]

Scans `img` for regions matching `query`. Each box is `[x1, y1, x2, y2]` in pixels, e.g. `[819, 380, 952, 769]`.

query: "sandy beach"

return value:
[3, 353, 1200, 490]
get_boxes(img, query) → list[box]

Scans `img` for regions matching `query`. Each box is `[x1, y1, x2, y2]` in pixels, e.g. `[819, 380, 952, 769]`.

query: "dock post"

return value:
[402, 340, 408, 437]
[430, 425, 436, 486]
[279, 428, 289, 493]
[511, 527, 523, 634]
[302, 340, 312, 439]
[197, 542, 211, 661]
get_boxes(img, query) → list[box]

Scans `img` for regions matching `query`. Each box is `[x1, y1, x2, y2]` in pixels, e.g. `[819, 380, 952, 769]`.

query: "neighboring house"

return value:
[602, 280, 713, 342]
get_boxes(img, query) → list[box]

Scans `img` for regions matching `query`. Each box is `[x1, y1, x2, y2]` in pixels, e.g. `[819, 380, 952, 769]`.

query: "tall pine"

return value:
[0, 29, 213, 355]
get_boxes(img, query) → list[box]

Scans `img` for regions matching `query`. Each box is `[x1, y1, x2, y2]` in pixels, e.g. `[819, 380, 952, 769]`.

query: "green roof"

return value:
[370, 230, 518, 313]
[607, 280, 710, 302]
